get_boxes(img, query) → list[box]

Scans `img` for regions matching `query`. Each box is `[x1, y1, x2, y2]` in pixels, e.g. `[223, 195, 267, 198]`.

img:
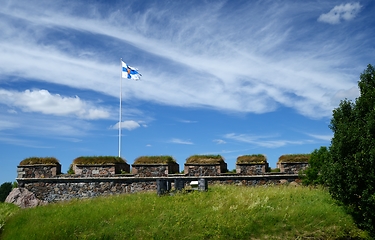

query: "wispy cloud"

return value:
[169, 138, 194, 145]
[224, 133, 304, 148]
[0, 0, 365, 120]
[318, 3, 362, 24]
[213, 139, 226, 144]
[306, 133, 333, 142]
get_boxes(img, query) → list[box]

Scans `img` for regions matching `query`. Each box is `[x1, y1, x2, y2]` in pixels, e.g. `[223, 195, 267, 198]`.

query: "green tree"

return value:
[0, 182, 12, 202]
[328, 64, 375, 236]
[301, 146, 330, 186]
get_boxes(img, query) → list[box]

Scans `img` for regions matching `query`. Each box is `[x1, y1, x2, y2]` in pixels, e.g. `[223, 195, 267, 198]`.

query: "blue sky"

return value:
[0, 0, 374, 183]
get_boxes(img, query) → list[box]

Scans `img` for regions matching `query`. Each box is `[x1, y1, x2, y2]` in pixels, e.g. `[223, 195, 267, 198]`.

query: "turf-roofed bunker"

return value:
[72, 156, 130, 177]
[277, 154, 310, 174]
[184, 155, 227, 176]
[236, 154, 269, 175]
[131, 156, 179, 177]
[17, 157, 61, 178]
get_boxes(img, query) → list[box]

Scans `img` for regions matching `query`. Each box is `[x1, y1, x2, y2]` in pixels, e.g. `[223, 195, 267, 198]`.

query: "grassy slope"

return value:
[1, 185, 369, 239]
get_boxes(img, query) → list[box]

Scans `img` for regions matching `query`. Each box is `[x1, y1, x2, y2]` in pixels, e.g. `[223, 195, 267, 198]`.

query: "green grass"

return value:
[237, 154, 267, 164]
[0, 203, 19, 234]
[1, 185, 370, 239]
[19, 157, 60, 165]
[133, 155, 176, 164]
[73, 156, 126, 165]
[186, 154, 225, 164]
[278, 154, 311, 163]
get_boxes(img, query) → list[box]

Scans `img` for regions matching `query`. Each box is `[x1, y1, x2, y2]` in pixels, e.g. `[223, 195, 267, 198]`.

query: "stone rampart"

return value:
[131, 162, 179, 177]
[16, 174, 300, 203]
[184, 163, 227, 176]
[17, 164, 61, 178]
[278, 162, 308, 174]
[236, 163, 268, 175]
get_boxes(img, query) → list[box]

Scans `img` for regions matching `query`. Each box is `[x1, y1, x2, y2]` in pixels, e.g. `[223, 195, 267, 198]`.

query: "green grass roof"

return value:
[186, 155, 225, 164]
[133, 156, 176, 164]
[277, 154, 310, 163]
[236, 154, 267, 164]
[73, 156, 126, 165]
[19, 157, 60, 165]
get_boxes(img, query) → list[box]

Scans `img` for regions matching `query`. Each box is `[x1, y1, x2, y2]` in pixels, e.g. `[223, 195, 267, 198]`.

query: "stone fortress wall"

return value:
[12, 158, 308, 206]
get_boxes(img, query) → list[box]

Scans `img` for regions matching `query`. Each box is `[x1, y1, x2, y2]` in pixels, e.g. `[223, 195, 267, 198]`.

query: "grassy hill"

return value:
[0, 185, 370, 239]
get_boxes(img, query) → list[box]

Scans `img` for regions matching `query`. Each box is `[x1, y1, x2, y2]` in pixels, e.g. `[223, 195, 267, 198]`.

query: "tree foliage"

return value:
[328, 64, 375, 235]
[301, 146, 330, 186]
[0, 182, 12, 202]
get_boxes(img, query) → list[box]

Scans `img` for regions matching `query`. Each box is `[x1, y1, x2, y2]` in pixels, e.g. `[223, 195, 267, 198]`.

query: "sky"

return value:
[0, 0, 374, 183]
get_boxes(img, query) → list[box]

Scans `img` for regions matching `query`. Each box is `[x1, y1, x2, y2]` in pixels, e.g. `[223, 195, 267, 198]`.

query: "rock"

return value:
[5, 188, 45, 208]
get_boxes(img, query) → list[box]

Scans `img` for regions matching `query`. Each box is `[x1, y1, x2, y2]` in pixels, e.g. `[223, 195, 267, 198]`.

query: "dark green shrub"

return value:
[301, 146, 331, 186]
[328, 64, 375, 236]
[0, 182, 12, 202]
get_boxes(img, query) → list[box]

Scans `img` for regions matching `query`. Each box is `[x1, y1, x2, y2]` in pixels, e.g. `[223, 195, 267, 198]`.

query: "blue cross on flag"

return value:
[121, 61, 141, 80]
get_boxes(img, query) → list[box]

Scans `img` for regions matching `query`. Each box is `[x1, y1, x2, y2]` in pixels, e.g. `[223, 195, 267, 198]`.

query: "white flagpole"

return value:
[119, 58, 122, 157]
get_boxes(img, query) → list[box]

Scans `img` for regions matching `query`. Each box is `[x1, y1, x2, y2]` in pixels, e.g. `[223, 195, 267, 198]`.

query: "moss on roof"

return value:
[133, 156, 176, 164]
[277, 154, 310, 163]
[236, 154, 267, 164]
[73, 156, 126, 165]
[186, 155, 225, 164]
[19, 157, 60, 165]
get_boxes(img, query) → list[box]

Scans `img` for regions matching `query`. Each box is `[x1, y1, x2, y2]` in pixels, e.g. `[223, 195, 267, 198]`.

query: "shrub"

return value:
[327, 64, 375, 236]
[0, 182, 12, 202]
[236, 154, 267, 164]
[301, 147, 331, 186]
[186, 155, 224, 164]
[72, 156, 126, 165]
[19, 157, 60, 165]
[133, 156, 176, 164]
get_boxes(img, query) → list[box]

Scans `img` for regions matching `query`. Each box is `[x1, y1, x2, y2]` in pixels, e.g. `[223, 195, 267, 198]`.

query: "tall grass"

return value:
[0, 203, 19, 234]
[1, 185, 369, 239]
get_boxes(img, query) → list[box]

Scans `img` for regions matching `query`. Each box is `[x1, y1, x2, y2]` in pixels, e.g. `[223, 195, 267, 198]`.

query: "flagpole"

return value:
[119, 58, 122, 158]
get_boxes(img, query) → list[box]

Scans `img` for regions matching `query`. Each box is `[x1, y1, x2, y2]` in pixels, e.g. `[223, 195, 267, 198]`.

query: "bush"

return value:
[0, 183, 12, 202]
[301, 146, 331, 186]
[327, 64, 375, 236]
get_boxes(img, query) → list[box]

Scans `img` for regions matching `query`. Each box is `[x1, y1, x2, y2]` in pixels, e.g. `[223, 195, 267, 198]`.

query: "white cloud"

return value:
[169, 138, 193, 145]
[331, 86, 359, 104]
[224, 133, 304, 148]
[112, 120, 141, 130]
[0, 1, 366, 120]
[0, 120, 19, 130]
[306, 133, 333, 141]
[318, 3, 362, 24]
[0, 89, 110, 119]
[213, 139, 226, 144]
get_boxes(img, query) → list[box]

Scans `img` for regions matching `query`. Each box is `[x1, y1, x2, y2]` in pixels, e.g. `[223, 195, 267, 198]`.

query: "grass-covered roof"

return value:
[73, 156, 126, 165]
[133, 156, 176, 164]
[278, 154, 310, 163]
[19, 157, 60, 165]
[185, 155, 225, 164]
[236, 154, 267, 164]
